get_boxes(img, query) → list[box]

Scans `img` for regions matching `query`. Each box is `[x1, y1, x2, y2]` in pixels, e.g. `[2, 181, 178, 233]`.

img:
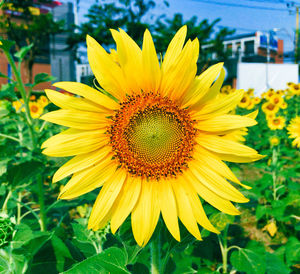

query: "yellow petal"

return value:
[196, 115, 257, 133]
[59, 157, 117, 199]
[86, 35, 128, 101]
[142, 29, 161, 92]
[40, 109, 109, 130]
[186, 170, 240, 215]
[194, 146, 251, 189]
[110, 29, 143, 94]
[88, 168, 127, 229]
[131, 180, 160, 246]
[42, 129, 108, 157]
[215, 153, 265, 163]
[179, 178, 219, 233]
[158, 179, 180, 241]
[160, 39, 198, 100]
[191, 89, 244, 120]
[197, 134, 259, 157]
[53, 82, 119, 110]
[189, 160, 249, 203]
[171, 178, 202, 240]
[182, 63, 223, 107]
[110, 176, 141, 234]
[162, 25, 187, 73]
[45, 89, 105, 113]
[52, 146, 112, 183]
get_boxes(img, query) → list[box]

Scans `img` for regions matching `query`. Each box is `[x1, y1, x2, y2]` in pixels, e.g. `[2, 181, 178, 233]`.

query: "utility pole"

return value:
[295, 6, 299, 63]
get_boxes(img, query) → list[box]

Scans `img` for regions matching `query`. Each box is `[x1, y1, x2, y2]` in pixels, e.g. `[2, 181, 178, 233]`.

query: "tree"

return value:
[67, 0, 160, 52]
[0, 0, 64, 83]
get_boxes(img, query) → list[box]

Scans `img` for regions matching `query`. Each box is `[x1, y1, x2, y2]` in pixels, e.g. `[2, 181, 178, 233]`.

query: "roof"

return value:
[224, 32, 257, 41]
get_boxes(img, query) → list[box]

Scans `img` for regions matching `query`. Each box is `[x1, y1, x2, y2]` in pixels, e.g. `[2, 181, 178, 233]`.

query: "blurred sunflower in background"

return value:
[262, 102, 279, 114]
[238, 93, 250, 108]
[41, 26, 263, 246]
[268, 116, 286, 130]
[29, 101, 44, 119]
[287, 116, 300, 147]
[269, 136, 280, 147]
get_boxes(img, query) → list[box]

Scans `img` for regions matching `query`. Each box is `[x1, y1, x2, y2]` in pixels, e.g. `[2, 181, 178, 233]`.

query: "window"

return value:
[244, 40, 255, 56]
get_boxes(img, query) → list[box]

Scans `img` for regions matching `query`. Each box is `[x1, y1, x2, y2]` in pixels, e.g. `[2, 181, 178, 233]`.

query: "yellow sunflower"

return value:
[270, 94, 284, 106]
[289, 83, 300, 96]
[246, 99, 255, 110]
[265, 89, 275, 100]
[269, 136, 280, 147]
[262, 102, 279, 114]
[287, 116, 300, 147]
[238, 93, 250, 108]
[267, 116, 286, 130]
[41, 26, 262, 246]
[38, 95, 49, 107]
[253, 97, 261, 105]
[29, 101, 44, 119]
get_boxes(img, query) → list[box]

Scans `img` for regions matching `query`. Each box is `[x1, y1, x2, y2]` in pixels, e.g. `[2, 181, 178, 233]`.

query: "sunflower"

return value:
[269, 136, 280, 147]
[262, 102, 279, 114]
[29, 102, 44, 119]
[41, 27, 262, 246]
[289, 83, 300, 96]
[270, 94, 284, 106]
[253, 97, 261, 105]
[287, 116, 300, 147]
[267, 116, 285, 130]
[246, 99, 255, 110]
[38, 95, 49, 107]
[265, 89, 275, 100]
[238, 93, 250, 108]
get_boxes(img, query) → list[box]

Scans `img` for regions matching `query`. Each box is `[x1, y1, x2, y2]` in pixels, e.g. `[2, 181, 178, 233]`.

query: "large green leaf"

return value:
[230, 248, 266, 274]
[266, 253, 290, 274]
[0, 83, 17, 100]
[285, 237, 300, 267]
[33, 73, 56, 86]
[63, 247, 130, 274]
[6, 160, 44, 188]
[51, 235, 73, 272]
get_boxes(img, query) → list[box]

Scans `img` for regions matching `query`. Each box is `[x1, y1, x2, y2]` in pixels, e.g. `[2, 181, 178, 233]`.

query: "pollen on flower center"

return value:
[109, 93, 197, 180]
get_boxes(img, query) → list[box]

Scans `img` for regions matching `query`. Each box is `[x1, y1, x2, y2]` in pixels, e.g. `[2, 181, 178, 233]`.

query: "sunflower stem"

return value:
[150, 236, 160, 274]
[37, 175, 47, 232]
[218, 225, 229, 273]
[271, 147, 278, 200]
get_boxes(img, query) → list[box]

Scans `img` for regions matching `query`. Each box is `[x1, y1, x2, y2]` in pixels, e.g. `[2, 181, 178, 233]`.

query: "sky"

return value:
[61, 0, 300, 52]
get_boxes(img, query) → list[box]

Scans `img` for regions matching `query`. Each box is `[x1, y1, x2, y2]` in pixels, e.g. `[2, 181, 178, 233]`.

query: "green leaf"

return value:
[266, 253, 290, 274]
[33, 73, 56, 86]
[285, 237, 300, 266]
[256, 205, 267, 220]
[6, 160, 44, 189]
[51, 235, 73, 273]
[63, 247, 130, 274]
[0, 83, 17, 100]
[230, 248, 266, 274]
[12, 223, 34, 249]
[209, 212, 235, 231]
[0, 39, 15, 52]
[0, 72, 10, 79]
[14, 44, 33, 60]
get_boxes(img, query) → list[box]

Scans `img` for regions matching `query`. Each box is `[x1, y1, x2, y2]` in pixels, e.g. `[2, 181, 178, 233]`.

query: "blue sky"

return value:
[62, 0, 300, 52]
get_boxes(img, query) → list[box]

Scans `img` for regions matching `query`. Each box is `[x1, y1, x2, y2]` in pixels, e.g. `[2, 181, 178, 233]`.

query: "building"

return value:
[51, 2, 76, 82]
[0, 1, 75, 90]
[202, 31, 284, 87]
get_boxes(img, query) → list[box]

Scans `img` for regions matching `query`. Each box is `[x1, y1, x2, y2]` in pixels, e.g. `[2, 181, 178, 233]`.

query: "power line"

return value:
[191, 0, 288, 11]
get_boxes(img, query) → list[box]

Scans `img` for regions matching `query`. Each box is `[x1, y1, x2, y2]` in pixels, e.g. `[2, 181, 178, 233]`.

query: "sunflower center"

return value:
[109, 93, 196, 180]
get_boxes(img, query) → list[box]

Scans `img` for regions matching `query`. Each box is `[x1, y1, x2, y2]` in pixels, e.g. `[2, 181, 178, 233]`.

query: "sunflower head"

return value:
[267, 116, 286, 130]
[238, 93, 250, 108]
[262, 102, 279, 114]
[29, 102, 44, 119]
[40, 26, 263, 246]
[269, 136, 280, 147]
[287, 116, 300, 147]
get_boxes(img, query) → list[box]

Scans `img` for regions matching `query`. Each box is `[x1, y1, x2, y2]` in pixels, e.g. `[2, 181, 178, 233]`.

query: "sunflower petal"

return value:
[59, 157, 117, 199]
[88, 168, 127, 229]
[171, 178, 202, 240]
[110, 176, 141, 234]
[159, 179, 180, 241]
[142, 29, 161, 92]
[86, 35, 128, 100]
[162, 25, 187, 72]
[53, 81, 119, 110]
[40, 109, 109, 130]
[196, 114, 257, 133]
[131, 180, 160, 246]
[52, 146, 112, 183]
[186, 170, 240, 215]
[41, 129, 108, 157]
[45, 89, 105, 112]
